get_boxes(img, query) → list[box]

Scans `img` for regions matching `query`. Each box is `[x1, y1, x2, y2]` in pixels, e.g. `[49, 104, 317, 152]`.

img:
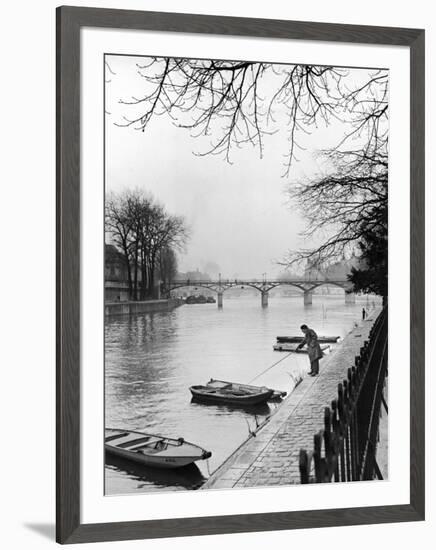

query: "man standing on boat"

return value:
[296, 324, 324, 376]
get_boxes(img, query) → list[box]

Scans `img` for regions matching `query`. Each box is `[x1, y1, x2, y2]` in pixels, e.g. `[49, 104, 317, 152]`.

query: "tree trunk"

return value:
[140, 245, 147, 300]
[133, 240, 139, 301]
[149, 252, 156, 298]
[121, 241, 133, 300]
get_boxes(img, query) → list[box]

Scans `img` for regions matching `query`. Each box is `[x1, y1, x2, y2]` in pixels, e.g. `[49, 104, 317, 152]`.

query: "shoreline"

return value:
[105, 298, 183, 316]
[201, 306, 382, 489]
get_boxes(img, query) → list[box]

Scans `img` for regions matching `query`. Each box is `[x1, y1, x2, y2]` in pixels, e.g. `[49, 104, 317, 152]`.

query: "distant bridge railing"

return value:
[165, 278, 355, 307]
[299, 307, 388, 483]
[167, 278, 351, 290]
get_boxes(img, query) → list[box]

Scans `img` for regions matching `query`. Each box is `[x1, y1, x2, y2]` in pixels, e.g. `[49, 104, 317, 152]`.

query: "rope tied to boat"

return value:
[205, 456, 211, 477]
[293, 353, 304, 371]
[248, 351, 294, 384]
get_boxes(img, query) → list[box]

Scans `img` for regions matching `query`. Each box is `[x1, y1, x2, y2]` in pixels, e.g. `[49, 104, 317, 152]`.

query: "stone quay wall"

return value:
[105, 298, 183, 316]
[202, 307, 382, 490]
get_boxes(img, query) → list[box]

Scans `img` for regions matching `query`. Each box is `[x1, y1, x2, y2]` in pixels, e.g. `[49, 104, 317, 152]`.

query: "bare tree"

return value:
[159, 247, 178, 291]
[113, 58, 388, 176]
[106, 188, 189, 300]
[281, 147, 388, 267]
[145, 205, 189, 295]
[105, 191, 135, 299]
[110, 57, 388, 284]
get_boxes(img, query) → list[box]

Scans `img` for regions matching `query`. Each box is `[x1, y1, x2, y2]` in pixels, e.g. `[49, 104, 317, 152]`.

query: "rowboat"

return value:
[105, 428, 212, 469]
[207, 378, 286, 400]
[273, 343, 331, 353]
[276, 335, 340, 344]
[106, 453, 206, 489]
[190, 380, 274, 405]
[186, 295, 207, 304]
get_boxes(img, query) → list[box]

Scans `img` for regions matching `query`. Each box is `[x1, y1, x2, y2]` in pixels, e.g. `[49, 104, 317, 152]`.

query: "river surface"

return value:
[105, 293, 380, 495]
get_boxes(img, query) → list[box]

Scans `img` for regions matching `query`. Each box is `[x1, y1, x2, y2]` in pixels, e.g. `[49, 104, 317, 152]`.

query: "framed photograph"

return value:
[56, 6, 425, 544]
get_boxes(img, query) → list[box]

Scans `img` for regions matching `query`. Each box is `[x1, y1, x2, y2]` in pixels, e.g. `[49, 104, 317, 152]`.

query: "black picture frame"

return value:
[56, 5, 425, 544]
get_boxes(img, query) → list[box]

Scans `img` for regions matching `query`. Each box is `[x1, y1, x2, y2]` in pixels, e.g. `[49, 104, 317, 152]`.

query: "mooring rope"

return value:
[248, 351, 294, 383]
[294, 354, 304, 371]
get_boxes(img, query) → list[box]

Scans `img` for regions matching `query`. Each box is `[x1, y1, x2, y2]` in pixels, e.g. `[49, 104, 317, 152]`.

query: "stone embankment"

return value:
[105, 298, 183, 316]
[202, 307, 381, 489]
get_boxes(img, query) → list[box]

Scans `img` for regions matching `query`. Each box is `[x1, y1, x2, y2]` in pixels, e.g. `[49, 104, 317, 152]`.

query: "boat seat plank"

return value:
[126, 440, 168, 451]
[115, 436, 153, 449]
[105, 431, 129, 442]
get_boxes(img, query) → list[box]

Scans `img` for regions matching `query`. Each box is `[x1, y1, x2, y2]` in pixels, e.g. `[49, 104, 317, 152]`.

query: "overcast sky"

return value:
[105, 56, 373, 279]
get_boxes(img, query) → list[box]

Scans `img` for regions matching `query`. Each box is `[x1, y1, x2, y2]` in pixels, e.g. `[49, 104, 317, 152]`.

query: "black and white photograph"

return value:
[104, 53, 388, 494]
[1, 0, 430, 547]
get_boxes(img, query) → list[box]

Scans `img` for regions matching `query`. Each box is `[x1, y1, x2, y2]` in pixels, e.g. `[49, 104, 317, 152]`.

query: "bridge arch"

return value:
[169, 283, 219, 293]
[308, 281, 352, 292]
[223, 282, 266, 292]
[266, 282, 308, 293]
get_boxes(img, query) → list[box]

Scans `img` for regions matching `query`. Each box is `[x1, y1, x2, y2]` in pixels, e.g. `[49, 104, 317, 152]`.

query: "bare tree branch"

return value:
[109, 57, 387, 174]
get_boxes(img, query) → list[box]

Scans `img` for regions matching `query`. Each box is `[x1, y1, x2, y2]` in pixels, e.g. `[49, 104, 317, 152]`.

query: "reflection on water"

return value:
[105, 294, 379, 494]
[105, 453, 206, 492]
[189, 398, 273, 416]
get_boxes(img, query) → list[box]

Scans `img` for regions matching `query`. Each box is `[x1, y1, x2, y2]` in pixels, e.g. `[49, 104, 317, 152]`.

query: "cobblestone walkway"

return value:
[202, 308, 381, 490]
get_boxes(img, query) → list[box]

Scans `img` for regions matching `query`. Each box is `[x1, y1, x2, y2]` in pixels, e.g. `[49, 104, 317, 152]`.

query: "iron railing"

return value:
[299, 307, 388, 483]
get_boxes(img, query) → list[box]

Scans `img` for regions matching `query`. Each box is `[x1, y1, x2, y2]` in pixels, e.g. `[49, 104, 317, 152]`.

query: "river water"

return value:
[105, 293, 380, 495]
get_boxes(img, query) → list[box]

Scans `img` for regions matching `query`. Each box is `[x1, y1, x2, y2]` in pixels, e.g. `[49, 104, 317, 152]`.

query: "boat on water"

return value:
[273, 343, 331, 353]
[190, 379, 275, 405]
[106, 452, 206, 489]
[207, 378, 286, 400]
[276, 335, 340, 344]
[105, 428, 211, 469]
[186, 295, 207, 304]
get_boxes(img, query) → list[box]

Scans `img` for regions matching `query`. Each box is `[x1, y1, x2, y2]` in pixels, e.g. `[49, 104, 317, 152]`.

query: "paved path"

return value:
[202, 308, 381, 490]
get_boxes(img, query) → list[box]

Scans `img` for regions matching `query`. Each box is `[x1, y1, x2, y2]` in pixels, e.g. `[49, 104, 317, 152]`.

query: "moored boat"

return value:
[273, 343, 331, 353]
[276, 335, 339, 344]
[185, 295, 208, 304]
[206, 378, 286, 400]
[105, 428, 211, 469]
[190, 380, 274, 405]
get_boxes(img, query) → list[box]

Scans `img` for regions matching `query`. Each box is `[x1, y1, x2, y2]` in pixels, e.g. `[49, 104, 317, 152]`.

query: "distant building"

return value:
[105, 244, 130, 302]
[105, 244, 128, 282]
[176, 268, 211, 282]
[105, 243, 165, 302]
[303, 255, 361, 294]
[304, 255, 360, 281]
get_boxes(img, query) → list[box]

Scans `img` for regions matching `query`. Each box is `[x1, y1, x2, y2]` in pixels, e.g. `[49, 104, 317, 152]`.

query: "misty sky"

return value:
[105, 56, 373, 279]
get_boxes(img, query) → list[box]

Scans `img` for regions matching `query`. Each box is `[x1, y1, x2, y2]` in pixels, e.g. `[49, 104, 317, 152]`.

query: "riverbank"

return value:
[202, 306, 382, 489]
[105, 298, 183, 316]
[105, 295, 382, 494]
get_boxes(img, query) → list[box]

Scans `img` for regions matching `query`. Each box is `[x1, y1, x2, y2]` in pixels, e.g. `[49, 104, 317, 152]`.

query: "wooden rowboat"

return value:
[105, 428, 211, 469]
[276, 335, 340, 344]
[190, 380, 274, 406]
[206, 378, 286, 400]
[273, 343, 331, 353]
